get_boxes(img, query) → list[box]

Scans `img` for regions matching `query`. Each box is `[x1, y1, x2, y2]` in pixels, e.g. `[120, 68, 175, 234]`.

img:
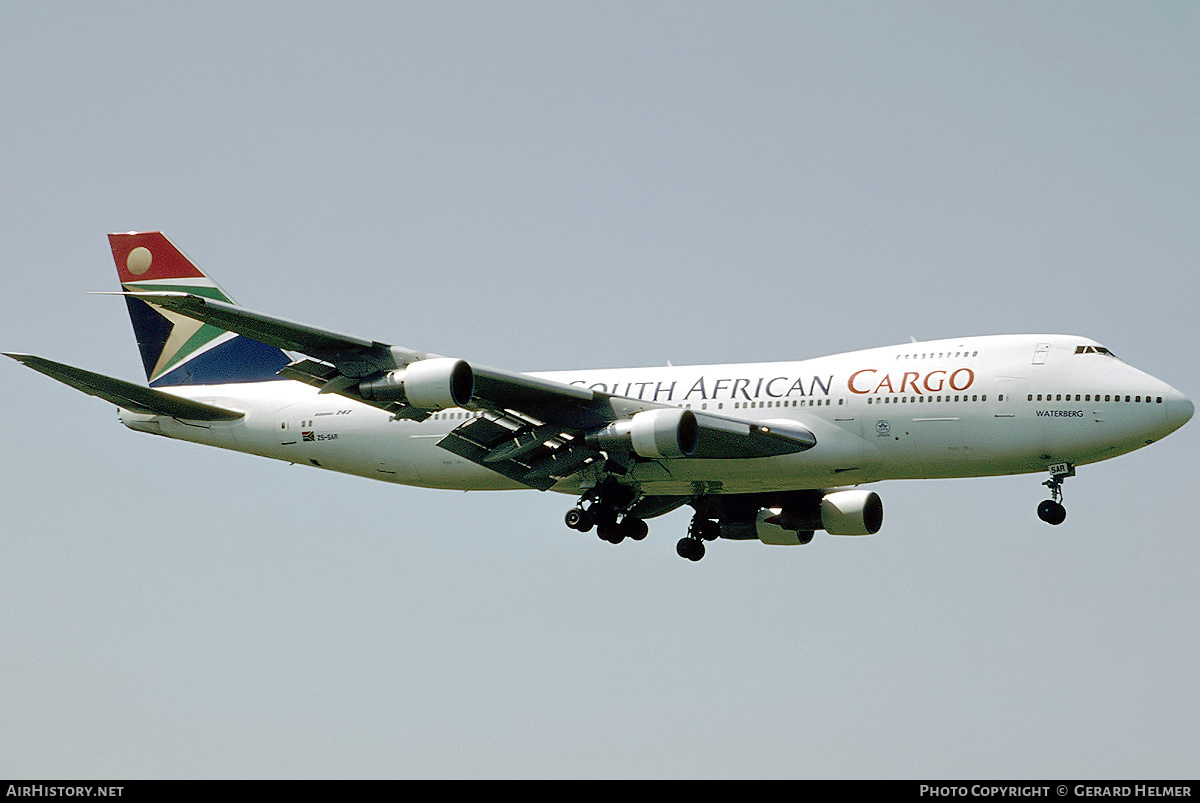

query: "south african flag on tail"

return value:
[109, 232, 291, 387]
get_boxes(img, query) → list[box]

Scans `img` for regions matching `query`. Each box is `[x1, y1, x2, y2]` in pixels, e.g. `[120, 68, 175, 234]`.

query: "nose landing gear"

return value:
[1038, 463, 1073, 525]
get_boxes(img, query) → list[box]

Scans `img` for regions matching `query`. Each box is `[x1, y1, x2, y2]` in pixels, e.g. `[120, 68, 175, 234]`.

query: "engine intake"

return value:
[357, 358, 475, 410]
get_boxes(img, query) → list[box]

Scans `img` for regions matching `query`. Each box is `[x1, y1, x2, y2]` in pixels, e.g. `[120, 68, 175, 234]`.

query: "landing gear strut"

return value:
[676, 514, 719, 561]
[1038, 463, 1073, 525]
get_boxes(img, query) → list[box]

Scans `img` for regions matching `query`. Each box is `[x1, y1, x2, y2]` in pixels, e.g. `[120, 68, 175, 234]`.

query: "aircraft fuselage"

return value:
[122, 333, 1192, 497]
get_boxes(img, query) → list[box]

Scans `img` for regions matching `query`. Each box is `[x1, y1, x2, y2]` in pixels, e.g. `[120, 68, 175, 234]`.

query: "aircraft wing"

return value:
[119, 291, 427, 373]
[4, 353, 244, 421]
[123, 291, 816, 490]
[436, 408, 818, 490]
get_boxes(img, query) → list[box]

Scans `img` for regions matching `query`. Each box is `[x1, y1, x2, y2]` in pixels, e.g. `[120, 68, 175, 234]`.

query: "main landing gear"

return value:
[564, 480, 648, 544]
[1038, 463, 1074, 525]
[676, 515, 719, 562]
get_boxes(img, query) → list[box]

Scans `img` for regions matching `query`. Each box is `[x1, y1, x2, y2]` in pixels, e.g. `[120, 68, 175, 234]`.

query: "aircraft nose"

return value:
[1166, 389, 1194, 433]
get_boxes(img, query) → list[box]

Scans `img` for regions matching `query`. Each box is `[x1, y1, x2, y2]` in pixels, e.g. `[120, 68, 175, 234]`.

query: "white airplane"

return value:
[7, 232, 1194, 560]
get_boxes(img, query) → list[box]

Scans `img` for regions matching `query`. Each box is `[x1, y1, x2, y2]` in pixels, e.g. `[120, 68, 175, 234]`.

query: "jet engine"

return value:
[357, 358, 475, 410]
[713, 490, 884, 545]
[819, 489, 883, 536]
[586, 408, 699, 459]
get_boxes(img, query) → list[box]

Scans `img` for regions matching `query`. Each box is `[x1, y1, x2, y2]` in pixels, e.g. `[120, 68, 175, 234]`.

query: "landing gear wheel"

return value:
[1037, 499, 1067, 525]
[624, 517, 648, 541]
[564, 508, 593, 532]
[676, 536, 705, 561]
[597, 522, 624, 544]
[797, 530, 814, 545]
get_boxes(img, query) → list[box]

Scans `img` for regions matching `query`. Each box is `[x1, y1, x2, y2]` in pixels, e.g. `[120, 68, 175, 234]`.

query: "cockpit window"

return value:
[1075, 345, 1119, 358]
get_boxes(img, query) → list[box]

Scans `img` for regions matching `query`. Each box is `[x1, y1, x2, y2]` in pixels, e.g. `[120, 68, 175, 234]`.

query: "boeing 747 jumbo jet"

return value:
[7, 233, 1194, 560]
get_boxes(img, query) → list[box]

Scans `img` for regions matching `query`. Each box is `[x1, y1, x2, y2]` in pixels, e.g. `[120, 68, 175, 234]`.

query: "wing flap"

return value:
[437, 414, 602, 491]
[5, 353, 244, 421]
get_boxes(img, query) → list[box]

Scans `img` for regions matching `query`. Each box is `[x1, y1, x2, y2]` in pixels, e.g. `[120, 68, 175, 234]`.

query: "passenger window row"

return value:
[1028, 393, 1162, 403]
[896, 350, 980, 360]
[692, 399, 842, 411]
[867, 395, 986, 404]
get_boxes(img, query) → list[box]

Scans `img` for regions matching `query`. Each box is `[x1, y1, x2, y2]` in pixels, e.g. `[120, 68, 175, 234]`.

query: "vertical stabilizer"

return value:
[109, 232, 290, 386]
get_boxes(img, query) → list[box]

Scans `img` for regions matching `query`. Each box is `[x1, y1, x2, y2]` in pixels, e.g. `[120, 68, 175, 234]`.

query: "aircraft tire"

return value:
[676, 537, 705, 561]
[565, 508, 593, 532]
[1037, 499, 1067, 525]
[625, 517, 649, 541]
[598, 522, 624, 544]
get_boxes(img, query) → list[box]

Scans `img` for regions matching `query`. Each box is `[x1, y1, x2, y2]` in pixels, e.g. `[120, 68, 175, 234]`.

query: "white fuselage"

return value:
[120, 334, 1193, 496]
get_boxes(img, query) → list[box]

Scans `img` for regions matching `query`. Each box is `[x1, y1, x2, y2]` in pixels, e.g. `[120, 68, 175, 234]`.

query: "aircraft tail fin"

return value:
[108, 232, 290, 387]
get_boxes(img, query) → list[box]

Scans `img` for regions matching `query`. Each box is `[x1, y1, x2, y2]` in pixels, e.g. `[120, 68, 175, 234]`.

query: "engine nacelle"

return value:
[819, 489, 883, 535]
[357, 357, 474, 410]
[586, 408, 699, 459]
[752, 509, 804, 545]
[720, 490, 885, 545]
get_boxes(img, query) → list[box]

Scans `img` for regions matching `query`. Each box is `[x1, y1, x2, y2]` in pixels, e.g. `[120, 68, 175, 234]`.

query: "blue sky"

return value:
[2, 2, 1197, 778]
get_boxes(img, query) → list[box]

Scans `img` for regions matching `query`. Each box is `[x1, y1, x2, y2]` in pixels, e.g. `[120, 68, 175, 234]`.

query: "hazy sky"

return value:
[2, 1, 1197, 779]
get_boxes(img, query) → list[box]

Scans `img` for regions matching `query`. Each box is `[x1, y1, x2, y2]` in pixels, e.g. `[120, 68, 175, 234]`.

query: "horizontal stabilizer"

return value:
[4, 353, 245, 421]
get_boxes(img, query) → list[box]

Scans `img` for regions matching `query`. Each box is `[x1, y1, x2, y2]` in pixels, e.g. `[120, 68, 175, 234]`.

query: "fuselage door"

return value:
[279, 418, 298, 446]
[1032, 343, 1051, 365]
[995, 377, 1027, 418]
[277, 404, 305, 448]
